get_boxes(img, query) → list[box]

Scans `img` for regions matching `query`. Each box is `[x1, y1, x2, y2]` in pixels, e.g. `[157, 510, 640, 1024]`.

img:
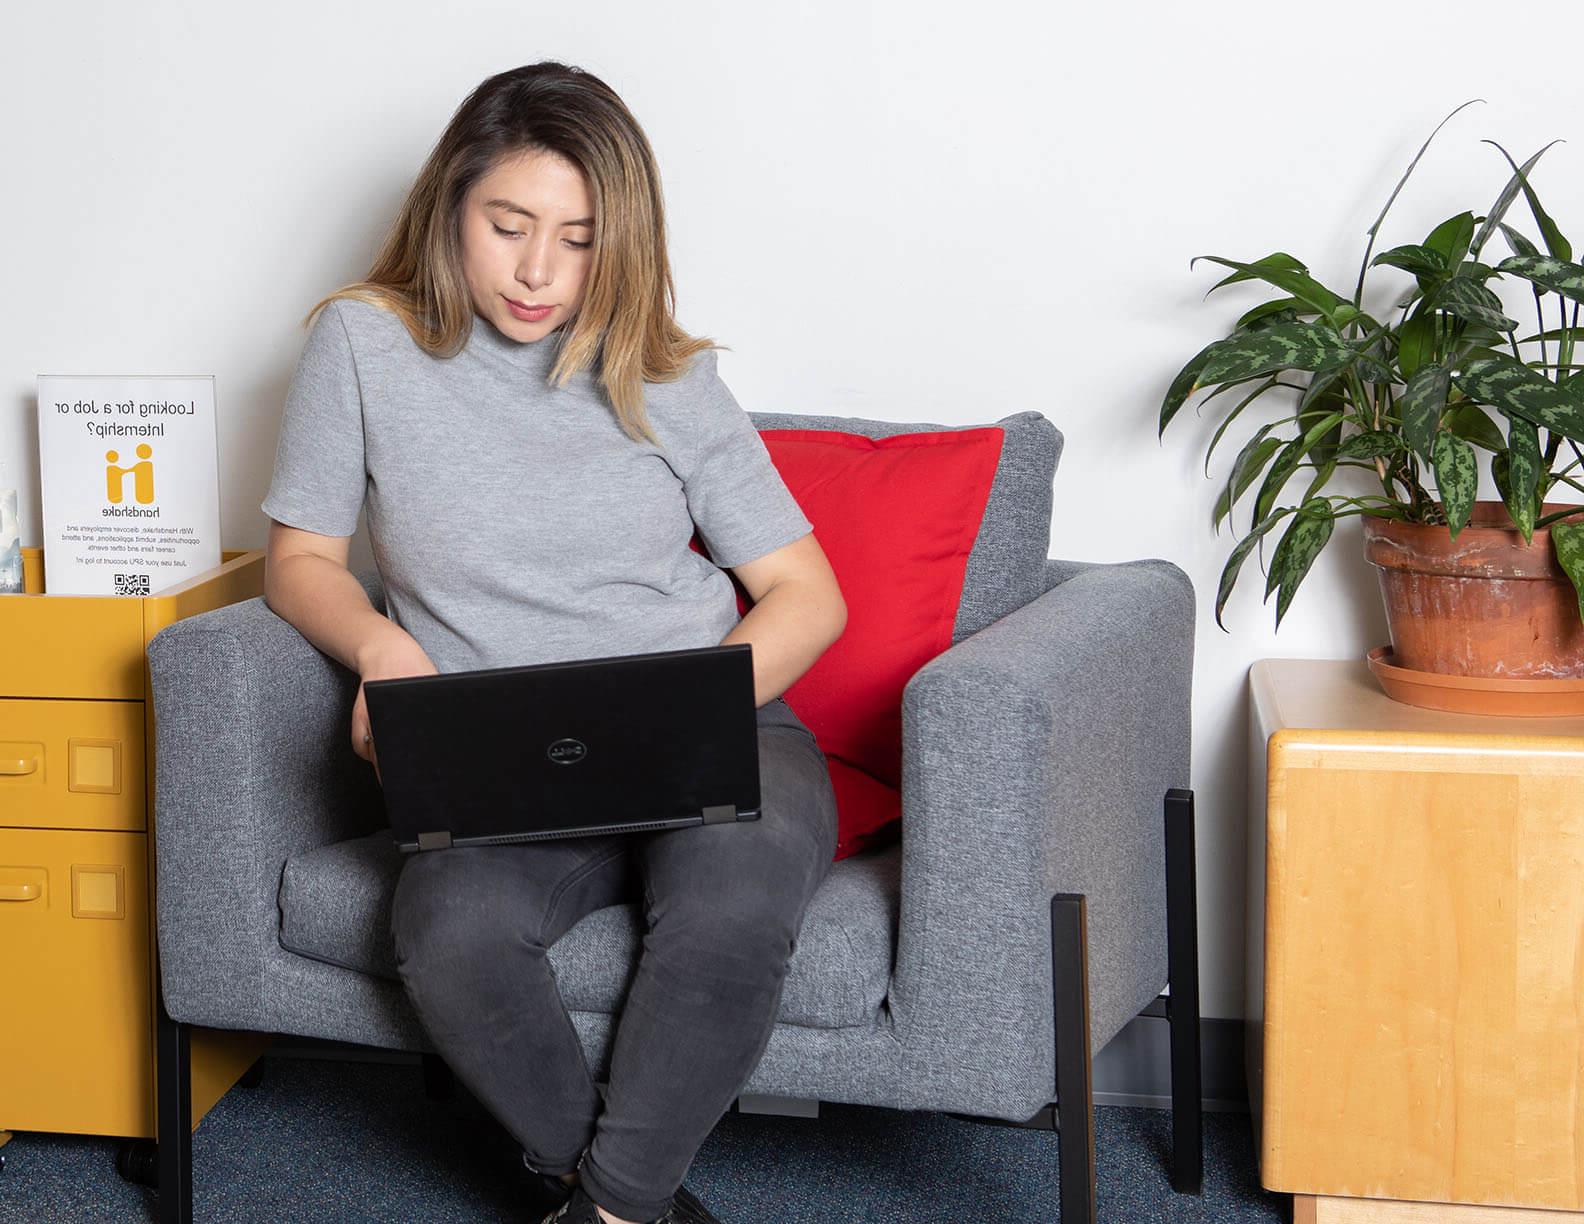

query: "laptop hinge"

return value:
[417, 830, 453, 851]
[701, 804, 737, 825]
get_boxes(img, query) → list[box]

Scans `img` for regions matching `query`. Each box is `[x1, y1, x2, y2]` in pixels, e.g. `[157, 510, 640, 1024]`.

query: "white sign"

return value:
[37, 375, 222, 596]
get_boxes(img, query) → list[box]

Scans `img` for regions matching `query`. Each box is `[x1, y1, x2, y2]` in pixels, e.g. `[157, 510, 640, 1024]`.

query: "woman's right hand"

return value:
[352, 635, 440, 785]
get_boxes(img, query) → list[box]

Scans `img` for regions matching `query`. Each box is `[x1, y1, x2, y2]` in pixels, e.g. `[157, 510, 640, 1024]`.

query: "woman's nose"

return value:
[517, 243, 557, 286]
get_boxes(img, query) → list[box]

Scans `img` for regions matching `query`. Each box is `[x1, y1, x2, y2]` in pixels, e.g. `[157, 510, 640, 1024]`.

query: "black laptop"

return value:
[363, 642, 763, 853]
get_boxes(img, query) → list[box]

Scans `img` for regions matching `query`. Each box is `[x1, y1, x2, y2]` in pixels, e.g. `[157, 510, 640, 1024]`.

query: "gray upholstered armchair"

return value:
[142, 409, 1201, 1224]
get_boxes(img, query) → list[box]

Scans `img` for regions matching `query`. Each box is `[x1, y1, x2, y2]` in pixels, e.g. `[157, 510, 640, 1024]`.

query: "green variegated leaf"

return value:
[1400, 363, 1450, 462]
[1267, 499, 1336, 628]
[1298, 353, 1374, 414]
[1208, 251, 1307, 291]
[1396, 304, 1436, 379]
[1195, 321, 1353, 387]
[1482, 140, 1572, 262]
[1353, 353, 1394, 383]
[1435, 276, 1517, 331]
[1204, 377, 1286, 472]
[1301, 399, 1346, 468]
[1196, 254, 1347, 320]
[1253, 411, 1346, 525]
[1357, 100, 1483, 302]
[1298, 362, 1349, 414]
[1210, 421, 1286, 525]
[1423, 212, 1477, 266]
[1552, 521, 1584, 626]
[1214, 435, 1284, 531]
[1336, 430, 1406, 460]
[1500, 224, 1540, 259]
[1495, 255, 1584, 305]
[1471, 139, 1563, 258]
[1516, 328, 1581, 345]
[1502, 414, 1541, 541]
[1372, 243, 1451, 279]
[1235, 298, 1305, 330]
[1455, 355, 1584, 442]
[1160, 339, 1222, 435]
[1443, 403, 1507, 452]
[1252, 437, 1307, 530]
[1490, 452, 1545, 543]
[1300, 457, 1337, 503]
[1215, 509, 1295, 630]
[1432, 430, 1478, 537]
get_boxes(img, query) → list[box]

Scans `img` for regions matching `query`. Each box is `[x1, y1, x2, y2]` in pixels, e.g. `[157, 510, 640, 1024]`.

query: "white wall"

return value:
[4, 0, 1580, 1020]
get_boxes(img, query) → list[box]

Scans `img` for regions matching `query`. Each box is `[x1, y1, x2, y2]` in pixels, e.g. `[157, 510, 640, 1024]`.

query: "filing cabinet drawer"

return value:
[0, 698, 146, 832]
[0, 591, 148, 700]
[0, 825, 152, 1136]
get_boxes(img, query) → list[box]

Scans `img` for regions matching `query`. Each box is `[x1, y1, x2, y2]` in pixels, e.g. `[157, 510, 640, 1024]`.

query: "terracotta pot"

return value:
[1362, 500, 1584, 679]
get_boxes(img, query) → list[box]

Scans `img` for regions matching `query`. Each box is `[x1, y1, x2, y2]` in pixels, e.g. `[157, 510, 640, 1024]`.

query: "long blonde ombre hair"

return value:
[304, 60, 718, 448]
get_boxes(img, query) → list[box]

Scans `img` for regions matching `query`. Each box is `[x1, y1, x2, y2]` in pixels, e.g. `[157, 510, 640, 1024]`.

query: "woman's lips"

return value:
[505, 297, 554, 322]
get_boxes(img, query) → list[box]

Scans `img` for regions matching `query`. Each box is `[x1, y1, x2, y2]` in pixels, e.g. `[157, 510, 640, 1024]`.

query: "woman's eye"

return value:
[492, 223, 591, 250]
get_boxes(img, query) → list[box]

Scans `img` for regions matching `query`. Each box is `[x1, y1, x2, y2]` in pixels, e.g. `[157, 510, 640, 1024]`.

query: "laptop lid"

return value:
[363, 642, 761, 852]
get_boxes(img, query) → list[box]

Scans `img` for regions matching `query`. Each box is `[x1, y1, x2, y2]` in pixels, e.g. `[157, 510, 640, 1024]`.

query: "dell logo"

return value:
[547, 737, 588, 765]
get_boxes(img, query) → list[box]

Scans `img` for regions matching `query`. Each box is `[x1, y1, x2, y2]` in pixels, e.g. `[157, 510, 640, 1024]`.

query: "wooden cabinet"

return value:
[1, 546, 273, 1156]
[1247, 658, 1584, 1223]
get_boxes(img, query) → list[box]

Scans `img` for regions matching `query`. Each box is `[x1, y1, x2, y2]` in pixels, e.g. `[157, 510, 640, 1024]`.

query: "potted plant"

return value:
[1160, 101, 1584, 689]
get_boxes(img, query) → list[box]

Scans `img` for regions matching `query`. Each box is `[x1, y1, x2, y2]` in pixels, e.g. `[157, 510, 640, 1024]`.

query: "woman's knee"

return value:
[755, 729, 839, 863]
[390, 851, 546, 981]
[646, 864, 812, 973]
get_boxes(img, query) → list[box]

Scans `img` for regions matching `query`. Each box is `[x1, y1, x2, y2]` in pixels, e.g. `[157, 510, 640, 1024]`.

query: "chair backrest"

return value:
[355, 409, 1064, 641]
[748, 409, 1063, 642]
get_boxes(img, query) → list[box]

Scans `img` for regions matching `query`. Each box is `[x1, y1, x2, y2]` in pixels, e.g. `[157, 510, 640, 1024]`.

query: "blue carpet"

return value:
[0, 1052, 1288, 1222]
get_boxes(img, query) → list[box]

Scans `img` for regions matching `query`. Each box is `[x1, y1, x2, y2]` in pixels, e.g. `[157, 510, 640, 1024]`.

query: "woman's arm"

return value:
[262, 519, 410, 673]
[263, 519, 435, 781]
[720, 532, 847, 707]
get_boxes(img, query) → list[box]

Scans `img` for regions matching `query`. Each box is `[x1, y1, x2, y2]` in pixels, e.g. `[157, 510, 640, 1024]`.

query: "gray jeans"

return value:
[389, 695, 837, 1222]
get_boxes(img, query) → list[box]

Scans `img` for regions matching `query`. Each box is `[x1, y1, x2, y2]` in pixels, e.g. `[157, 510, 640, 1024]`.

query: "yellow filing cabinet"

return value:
[1, 545, 273, 1162]
[1247, 657, 1584, 1224]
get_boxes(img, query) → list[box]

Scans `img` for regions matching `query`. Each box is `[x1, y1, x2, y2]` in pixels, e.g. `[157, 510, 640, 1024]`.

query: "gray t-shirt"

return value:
[261, 298, 813, 675]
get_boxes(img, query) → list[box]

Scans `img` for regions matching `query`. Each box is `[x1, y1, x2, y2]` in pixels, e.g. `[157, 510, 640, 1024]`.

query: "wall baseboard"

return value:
[1093, 1014, 1247, 1112]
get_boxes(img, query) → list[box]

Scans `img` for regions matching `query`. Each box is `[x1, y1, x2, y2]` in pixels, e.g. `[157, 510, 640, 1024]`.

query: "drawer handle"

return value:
[1, 756, 39, 776]
[1, 881, 43, 901]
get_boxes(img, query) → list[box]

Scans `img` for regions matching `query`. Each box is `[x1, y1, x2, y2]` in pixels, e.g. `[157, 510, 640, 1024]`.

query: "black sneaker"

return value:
[664, 1182, 724, 1224]
[537, 1182, 723, 1224]
[523, 1150, 576, 1211]
[539, 1184, 601, 1223]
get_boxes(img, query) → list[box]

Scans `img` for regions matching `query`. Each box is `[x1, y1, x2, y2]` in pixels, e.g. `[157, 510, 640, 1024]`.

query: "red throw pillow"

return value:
[689, 427, 1004, 860]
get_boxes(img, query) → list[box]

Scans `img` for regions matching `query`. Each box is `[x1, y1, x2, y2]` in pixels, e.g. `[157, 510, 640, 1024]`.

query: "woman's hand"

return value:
[352, 635, 439, 785]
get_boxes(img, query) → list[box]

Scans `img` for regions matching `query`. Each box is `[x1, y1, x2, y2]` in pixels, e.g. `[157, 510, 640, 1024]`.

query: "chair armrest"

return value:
[891, 558, 1194, 1119]
[145, 576, 386, 1027]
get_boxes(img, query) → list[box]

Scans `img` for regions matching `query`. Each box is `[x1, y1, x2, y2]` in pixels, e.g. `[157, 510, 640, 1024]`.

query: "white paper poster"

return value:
[37, 374, 222, 596]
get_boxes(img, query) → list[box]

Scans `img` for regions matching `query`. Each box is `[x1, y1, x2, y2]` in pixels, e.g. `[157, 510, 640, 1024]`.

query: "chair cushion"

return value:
[693, 410, 1062, 859]
[746, 410, 1062, 643]
[277, 828, 901, 1030]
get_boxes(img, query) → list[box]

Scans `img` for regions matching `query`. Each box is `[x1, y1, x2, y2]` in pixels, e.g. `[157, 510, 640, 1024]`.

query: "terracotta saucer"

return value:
[1366, 645, 1584, 716]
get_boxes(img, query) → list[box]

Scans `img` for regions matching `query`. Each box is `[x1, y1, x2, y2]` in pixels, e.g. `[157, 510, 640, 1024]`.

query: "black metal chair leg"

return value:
[1164, 787, 1204, 1195]
[421, 1052, 455, 1100]
[156, 986, 194, 1224]
[1052, 893, 1095, 1224]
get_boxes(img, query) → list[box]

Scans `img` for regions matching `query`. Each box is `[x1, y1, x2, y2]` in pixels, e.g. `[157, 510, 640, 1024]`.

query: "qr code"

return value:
[115, 572, 151, 596]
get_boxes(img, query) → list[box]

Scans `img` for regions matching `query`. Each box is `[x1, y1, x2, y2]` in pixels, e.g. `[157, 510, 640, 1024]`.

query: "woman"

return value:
[259, 60, 846, 1224]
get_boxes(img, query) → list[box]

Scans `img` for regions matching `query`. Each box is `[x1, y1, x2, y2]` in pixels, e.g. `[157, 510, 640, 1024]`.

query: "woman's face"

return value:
[460, 148, 595, 341]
